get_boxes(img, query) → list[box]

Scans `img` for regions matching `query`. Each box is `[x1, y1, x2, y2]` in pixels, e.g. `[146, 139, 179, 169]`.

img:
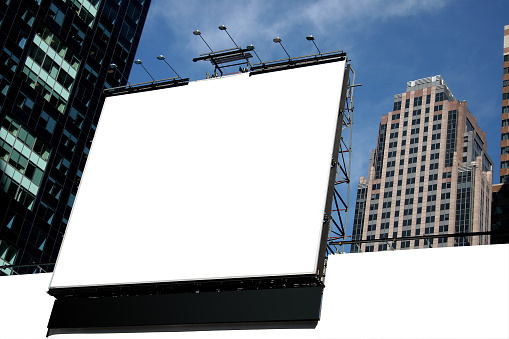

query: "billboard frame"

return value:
[48, 58, 349, 298]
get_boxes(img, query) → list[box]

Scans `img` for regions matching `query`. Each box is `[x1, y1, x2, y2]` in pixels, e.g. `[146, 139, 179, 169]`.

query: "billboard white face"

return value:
[50, 61, 346, 289]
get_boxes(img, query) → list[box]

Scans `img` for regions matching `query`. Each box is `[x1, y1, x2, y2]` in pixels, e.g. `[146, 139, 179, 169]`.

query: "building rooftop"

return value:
[394, 75, 455, 101]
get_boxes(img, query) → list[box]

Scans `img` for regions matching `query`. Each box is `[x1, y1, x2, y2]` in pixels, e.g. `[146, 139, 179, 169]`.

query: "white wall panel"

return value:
[50, 61, 346, 288]
[2, 244, 508, 338]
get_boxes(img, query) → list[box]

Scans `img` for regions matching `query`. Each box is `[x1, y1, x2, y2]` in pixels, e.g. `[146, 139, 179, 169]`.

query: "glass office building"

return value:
[0, 0, 151, 275]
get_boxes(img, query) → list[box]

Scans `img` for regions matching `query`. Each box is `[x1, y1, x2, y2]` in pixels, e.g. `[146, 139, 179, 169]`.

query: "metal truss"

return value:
[326, 64, 357, 255]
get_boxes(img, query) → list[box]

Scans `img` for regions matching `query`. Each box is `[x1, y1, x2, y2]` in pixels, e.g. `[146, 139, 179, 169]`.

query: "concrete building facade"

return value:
[352, 76, 492, 253]
[491, 24, 509, 244]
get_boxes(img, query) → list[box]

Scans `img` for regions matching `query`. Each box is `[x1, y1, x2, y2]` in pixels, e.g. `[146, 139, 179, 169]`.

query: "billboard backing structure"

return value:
[48, 57, 349, 331]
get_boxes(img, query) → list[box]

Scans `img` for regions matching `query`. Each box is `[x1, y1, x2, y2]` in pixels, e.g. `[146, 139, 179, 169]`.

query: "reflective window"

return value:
[1, 47, 20, 72]
[64, 0, 99, 27]
[49, 3, 65, 26]
[69, 106, 85, 128]
[40, 111, 56, 133]
[21, 25, 81, 113]
[0, 115, 51, 209]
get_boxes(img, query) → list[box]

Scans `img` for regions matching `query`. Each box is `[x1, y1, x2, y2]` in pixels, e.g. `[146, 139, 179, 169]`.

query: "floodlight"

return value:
[306, 35, 321, 55]
[108, 63, 117, 73]
[156, 55, 181, 78]
[107, 63, 131, 86]
[218, 25, 239, 48]
[247, 44, 263, 63]
[273, 37, 290, 59]
[134, 59, 155, 82]
[193, 29, 213, 52]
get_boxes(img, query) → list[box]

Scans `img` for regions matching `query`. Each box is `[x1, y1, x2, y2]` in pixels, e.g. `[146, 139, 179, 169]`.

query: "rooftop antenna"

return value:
[273, 37, 291, 60]
[247, 44, 263, 63]
[218, 25, 239, 48]
[134, 59, 155, 82]
[156, 55, 181, 78]
[306, 35, 321, 55]
[108, 63, 131, 86]
[193, 30, 213, 53]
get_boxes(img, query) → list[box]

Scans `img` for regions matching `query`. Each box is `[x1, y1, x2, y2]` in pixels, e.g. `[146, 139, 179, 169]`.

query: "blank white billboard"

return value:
[50, 61, 346, 289]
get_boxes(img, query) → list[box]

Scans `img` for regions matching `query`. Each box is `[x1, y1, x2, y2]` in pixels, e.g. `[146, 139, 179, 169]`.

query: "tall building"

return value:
[491, 24, 509, 244]
[0, 0, 151, 275]
[351, 75, 493, 253]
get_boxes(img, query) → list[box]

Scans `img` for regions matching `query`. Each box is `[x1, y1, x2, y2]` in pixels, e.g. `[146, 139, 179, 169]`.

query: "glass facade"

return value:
[0, 0, 151, 275]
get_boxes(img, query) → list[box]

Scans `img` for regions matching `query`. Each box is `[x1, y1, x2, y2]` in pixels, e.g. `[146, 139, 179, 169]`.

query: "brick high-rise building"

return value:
[0, 0, 151, 275]
[491, 24, 509, 244]
[351, 75, 493, 253]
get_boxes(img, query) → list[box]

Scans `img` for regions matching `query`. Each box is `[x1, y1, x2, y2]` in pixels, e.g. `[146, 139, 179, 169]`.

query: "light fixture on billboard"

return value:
[273, 37, 291, 60]
[108, 63, 131, 87]
[156, 55, 180, 78]
[218, 25, 240, 49]
[134, 59, 155, 82]
[306, 35, 322, 55]
[247, 44, 263, 64]
[193, 29, 214, 52]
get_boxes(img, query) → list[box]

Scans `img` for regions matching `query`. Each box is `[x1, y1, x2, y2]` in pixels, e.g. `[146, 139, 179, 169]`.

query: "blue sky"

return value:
[128, 0, 509, 247]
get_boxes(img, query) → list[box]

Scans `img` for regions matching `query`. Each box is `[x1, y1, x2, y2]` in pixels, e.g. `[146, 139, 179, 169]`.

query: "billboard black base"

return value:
[47, 286, 322, 334]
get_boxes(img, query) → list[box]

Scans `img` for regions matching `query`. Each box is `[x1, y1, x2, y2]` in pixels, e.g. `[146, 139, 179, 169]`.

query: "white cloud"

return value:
[150, 0, 449, 55]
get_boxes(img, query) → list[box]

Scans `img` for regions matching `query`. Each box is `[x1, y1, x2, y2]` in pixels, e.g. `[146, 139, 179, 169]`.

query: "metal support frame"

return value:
[193, 47, 253, 76]
[326, 64, 357, 255]
[329, 230, 509, 247]
[103, 77, 189, 97]
[250, 51, 346, 75]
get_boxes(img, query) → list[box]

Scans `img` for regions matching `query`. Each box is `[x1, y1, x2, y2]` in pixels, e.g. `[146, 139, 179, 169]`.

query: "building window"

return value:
[127, 2, 142, 23]
[48, 3, 65, 26]
[0, 74, 10, 96]
[21, 8, 36, 27]
[21, 25, 81, 113]
[1, 115, 51, 210]
[55, 154, 70, 175]
[1, 47, 20, 72]
[66, 0, 99, 27]
[40, 111, 56, 133]
[69, 106, 85, 128]
[0, 240, 19, 275]
[37, 201, 55, 225]
[62, 129, 77, 151]
[16, 92, 35, 112]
